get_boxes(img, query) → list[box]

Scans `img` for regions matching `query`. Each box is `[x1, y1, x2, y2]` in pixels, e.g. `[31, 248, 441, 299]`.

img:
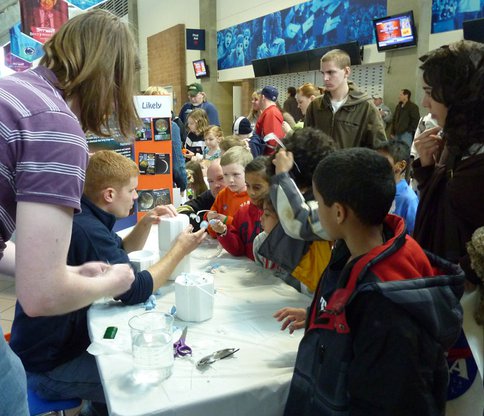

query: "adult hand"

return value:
[413, 126, 443, 167]
[144, 204, 177, 225]
[175, 226, 206, 253]
[273, 149, 294, 175]
[281, 121, 293, 136]
[101, 264, 135, 298]
[273, 307, 306, 334]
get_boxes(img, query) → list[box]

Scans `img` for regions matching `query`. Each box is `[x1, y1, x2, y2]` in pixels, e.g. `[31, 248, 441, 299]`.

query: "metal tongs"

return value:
[196, 348, 239, 370]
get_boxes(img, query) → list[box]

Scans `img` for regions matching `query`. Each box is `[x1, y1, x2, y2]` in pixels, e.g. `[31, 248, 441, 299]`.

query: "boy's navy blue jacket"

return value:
[284, 214, 464, 416]
[10, 196, 153, 372]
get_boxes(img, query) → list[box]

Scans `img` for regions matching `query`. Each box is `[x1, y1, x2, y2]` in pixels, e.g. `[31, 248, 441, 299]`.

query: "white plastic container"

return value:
[128, 250, 157, 273]
[158, 215, 189, 251]
[175, 273, 214, 322]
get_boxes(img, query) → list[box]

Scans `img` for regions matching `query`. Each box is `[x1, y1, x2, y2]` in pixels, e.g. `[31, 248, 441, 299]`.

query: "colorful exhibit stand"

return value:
[133, 94, 174, 222]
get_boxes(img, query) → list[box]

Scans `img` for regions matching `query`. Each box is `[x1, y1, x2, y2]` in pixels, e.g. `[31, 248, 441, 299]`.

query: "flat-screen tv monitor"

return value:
[373, 11, 418, 52]
[463, 17, 484, 43]
[193, 59, 209, 78]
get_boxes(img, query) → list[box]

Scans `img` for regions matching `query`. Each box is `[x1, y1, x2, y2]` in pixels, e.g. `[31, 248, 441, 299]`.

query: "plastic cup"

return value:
[128, 312, 174, 384]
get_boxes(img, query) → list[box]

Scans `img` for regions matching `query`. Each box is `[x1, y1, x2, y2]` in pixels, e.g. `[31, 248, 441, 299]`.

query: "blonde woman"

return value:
[247, 90, 262, 129]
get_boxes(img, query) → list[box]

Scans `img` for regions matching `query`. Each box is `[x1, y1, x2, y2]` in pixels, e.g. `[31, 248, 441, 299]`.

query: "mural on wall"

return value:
[431, 0, 484, 33]
[217, 0, 387, 70]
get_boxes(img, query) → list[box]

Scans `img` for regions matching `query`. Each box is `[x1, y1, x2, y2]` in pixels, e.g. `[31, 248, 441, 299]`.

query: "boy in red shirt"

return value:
[211, 157, 269, 259]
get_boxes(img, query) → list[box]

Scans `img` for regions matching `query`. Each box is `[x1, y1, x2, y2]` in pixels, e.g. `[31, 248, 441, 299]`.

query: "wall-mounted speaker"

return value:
[252, 40, 361, 77]
[463, 17, 484, 43]
[252, 58, 271, 77]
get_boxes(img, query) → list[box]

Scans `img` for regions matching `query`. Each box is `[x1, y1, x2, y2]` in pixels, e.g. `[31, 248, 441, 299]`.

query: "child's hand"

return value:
[210, 219, 227, 235]
[184, 149, 195, 160]
[207, 211, 226, 222]
[273, 149, 294, 174]
[273, 307, 307, 334]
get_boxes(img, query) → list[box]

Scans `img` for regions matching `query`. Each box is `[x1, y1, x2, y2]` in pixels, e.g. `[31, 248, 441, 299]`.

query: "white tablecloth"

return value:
[87, 230, 311, 416]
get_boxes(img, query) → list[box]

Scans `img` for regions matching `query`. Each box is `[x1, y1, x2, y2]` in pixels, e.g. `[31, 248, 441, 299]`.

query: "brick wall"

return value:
[147, 24, 186, 115]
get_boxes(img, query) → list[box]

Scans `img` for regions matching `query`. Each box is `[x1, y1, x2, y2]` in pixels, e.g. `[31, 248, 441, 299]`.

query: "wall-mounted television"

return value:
[373, 11, 418, 52]
[193, 59, 209, 79]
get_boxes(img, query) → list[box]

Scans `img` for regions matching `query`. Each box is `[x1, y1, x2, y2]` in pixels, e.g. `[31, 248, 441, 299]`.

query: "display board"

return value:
[133, 94, 173, 221]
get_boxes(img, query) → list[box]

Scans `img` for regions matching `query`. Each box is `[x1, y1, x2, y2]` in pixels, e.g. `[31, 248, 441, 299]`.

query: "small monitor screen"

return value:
[193, 59, 208, 78]
[373, 11, 417, 52]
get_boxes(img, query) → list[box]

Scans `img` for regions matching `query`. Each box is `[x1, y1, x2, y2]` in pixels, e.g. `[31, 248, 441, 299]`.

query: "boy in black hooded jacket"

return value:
[277, 148, 464, 416]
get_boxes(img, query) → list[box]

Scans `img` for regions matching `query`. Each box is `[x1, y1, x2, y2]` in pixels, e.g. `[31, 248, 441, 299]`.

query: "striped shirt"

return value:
[0, 66, 88, 258]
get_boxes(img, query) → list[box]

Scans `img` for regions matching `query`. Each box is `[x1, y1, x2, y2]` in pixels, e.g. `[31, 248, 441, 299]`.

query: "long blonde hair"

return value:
[40, 10, 139, 138]
[187, 109, 209, 135]
[247, 91, 262, 125]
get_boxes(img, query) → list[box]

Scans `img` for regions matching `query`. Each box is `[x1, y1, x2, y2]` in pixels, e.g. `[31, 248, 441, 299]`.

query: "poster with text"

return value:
[20, 0, 69, 44]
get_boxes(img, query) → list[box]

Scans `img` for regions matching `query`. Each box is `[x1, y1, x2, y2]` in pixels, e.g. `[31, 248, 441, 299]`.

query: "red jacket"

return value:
[218, 202, 262, 260]
[255, 105, 284, 156]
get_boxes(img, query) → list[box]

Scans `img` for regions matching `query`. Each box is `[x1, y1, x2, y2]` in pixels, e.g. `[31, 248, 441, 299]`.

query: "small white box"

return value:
[175, 273, 214, 322]
[158, 215, 189, 252]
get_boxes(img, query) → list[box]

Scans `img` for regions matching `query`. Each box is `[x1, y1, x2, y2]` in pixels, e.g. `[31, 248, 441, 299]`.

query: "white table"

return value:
[87, 230, 311, 416]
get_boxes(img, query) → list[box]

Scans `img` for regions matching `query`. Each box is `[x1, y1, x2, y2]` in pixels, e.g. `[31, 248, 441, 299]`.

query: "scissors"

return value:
[173, 327, 192, 357]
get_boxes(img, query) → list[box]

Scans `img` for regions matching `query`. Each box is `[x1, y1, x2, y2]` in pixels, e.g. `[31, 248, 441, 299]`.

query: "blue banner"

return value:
[431, 0, 484, 33]
[217, 0, 387, 70]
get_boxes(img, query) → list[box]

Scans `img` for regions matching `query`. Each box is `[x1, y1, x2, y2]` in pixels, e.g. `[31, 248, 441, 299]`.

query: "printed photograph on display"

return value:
[153, 118, 171, 141]
[135, 118, 153, 141]
[217, 0, 387, 70]
[137, 189, 171, 212]
[431, 0, 484, 33]
[154, 153, 171, 174]
[20, 0, 69, 44]
[139, 153, 156, 175]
